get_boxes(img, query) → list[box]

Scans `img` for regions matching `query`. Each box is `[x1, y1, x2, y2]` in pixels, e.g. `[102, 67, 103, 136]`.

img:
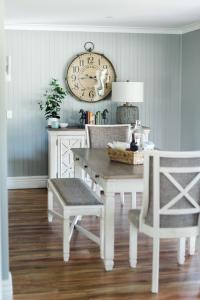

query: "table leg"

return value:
[102, 191, 115, 271]
[74, 161, 82, 179]
[131, 192, 137, 208]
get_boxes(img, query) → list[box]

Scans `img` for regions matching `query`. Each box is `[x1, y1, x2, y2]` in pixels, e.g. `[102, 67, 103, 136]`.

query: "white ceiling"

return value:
[5, 0, 200, 33]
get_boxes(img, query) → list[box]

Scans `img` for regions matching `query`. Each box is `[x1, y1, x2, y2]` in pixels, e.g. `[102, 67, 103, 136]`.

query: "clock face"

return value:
[66, 52, 116, 102]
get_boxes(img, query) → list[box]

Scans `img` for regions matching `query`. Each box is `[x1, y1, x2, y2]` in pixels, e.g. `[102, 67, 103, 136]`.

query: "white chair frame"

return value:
[129, 150, 200, 293]
[85, 124, 132, 204]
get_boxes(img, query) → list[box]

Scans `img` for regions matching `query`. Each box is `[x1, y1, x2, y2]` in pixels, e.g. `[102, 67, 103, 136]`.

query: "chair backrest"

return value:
[141, 150, 200, 229]
[85, 124, 131, 148]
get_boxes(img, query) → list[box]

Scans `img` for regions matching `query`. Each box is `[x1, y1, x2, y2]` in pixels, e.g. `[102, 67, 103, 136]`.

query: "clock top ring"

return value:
[66, 48, 116, 102]
[84, 41, 95, 52]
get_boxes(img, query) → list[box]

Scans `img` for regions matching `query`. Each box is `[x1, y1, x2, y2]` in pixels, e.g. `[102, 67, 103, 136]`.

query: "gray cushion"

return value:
[88, 126, 130, 148]
[145, 156, 200, 228]
[128, 209, 141, 228]
[50, 178, 102, 206]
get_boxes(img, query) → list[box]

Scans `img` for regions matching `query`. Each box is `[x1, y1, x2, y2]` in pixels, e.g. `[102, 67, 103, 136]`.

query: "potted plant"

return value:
[39, 78, 67, 127]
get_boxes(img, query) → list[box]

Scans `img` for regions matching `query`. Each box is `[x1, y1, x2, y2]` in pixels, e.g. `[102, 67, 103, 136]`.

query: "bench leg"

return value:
[63, 216, 70, 262]
[120, 193, 125, 206]
[189, 237, 196, 255]
[177, 237, 186, 265]
[129, 223, 138, 268]
[100, 208, 104, 259]
[48, 190, 53, 223]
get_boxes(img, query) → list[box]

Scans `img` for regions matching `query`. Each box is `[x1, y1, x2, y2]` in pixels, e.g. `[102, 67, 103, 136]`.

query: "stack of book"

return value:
[85, 111, 95, 124]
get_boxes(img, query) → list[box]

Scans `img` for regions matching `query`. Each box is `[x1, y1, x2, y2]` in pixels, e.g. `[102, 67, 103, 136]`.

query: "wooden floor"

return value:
[9, 189, 200, 300]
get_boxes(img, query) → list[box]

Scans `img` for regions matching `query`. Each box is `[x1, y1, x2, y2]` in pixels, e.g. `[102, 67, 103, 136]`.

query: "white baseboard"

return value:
[2, 273, 13, 300]
[7, 176, 48, 189]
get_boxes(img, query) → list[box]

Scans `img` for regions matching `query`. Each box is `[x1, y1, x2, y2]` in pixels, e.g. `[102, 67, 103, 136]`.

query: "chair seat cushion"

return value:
[50, 178, 102, 206]
[128, 209, 141, 228]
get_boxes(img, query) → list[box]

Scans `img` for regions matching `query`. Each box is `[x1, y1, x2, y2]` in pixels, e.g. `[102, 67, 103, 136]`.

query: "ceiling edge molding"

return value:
[180, 22, 200, 34]
[4, 23, 182, 34]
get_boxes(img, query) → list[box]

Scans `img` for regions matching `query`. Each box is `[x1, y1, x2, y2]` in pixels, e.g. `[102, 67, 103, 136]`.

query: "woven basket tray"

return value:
[107, 148, 144, 165]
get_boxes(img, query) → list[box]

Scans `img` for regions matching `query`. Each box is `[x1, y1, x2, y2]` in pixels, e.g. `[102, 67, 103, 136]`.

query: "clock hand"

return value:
[80, 75, 97, 80]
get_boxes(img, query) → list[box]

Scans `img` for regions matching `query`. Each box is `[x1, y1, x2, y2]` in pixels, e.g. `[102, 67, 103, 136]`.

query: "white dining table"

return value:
[72, 148, 144, 271]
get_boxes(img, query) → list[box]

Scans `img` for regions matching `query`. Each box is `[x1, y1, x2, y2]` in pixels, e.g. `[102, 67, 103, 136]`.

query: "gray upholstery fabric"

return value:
[128, 209, 141, 228]
[145, 156, 200, 228]
[88, 126, 130, 148]
[50, 178, 102, 206]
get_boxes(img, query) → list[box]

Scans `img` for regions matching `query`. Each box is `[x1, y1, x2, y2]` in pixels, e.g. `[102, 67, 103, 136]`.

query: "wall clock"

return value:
[66, 42, 116, 102]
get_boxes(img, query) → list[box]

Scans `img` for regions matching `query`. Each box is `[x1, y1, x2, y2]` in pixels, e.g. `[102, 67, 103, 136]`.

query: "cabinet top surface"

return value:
[47, 127, 84, 131]
[48, 127, 85, 136]
[72, 148, 143, 180]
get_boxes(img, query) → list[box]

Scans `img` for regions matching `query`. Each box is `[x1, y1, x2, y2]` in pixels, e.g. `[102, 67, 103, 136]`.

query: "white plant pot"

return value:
[47, 118, 59, 128]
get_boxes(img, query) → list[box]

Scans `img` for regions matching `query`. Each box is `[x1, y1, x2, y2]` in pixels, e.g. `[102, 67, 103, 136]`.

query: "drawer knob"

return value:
[95, 174, 99, 178]
[75, 157, 79, 161]
[84, 165, 88, 168]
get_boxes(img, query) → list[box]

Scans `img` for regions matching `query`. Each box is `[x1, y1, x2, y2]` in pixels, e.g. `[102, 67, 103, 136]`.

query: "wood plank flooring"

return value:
[9, 189, 200, 300]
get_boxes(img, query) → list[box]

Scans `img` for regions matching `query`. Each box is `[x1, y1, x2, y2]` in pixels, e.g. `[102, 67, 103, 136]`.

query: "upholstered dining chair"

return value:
[128, 150, 200, 293]
[85, 124, 132, 205]
[86, 124, 131, 149]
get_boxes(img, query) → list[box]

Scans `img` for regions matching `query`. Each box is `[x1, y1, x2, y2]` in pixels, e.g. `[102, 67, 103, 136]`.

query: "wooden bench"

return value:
[47, 178, 104, 262]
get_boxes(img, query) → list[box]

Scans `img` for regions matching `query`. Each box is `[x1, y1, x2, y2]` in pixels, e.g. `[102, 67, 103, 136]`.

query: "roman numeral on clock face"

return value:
[88, 57, 94, 64]
[89, 90, 95, 98]
[73, 66, 79, 73]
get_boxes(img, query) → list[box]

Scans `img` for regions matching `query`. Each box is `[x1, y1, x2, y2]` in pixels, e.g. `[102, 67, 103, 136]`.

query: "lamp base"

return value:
[116, 105, 139, 124]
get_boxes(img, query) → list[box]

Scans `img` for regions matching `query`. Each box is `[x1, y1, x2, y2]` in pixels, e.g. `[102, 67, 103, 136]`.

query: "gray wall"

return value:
[0, 0, 9, 281]
[6, 30, 182, 177]
[181, 29, 200, 150]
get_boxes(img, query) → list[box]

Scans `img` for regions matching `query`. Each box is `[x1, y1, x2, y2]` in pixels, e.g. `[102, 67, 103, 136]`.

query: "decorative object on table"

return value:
[95, 111, 102, 125]
[133, 120, 144, 150]
[107, 147, 143, 165]
[59, 123, 68, 128]
[86, 111, 95, 124]
[79, 109, 86, 127]
[79, 109, 109, 126]
[79, 109, 95, 126]
[132, 122, 153, 150]
[102, 109, 109, 124]
[142, 126, 151, 143]
[130, 134, 138, 152]
[112, 81, 144, 125]
[65, 42, 116, 102]
[38, 78, 67, 127]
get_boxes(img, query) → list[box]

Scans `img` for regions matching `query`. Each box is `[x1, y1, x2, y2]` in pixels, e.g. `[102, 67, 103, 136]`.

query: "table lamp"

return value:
[112, 81, 144, 124]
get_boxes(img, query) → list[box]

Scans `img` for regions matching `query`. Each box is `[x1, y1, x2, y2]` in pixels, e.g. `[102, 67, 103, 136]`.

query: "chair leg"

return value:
[189, 237, 196, 255]
[131, 192, 137, 209]
[63, 216, 70, 262]
[177, 237, 186, 265]
[129, 223, 138, 268]
[48, 190, 53, 223]
[96, 184, 101, 197]
[91, 180, 96, 192]
[152, 237, 160, 293]
[120, 193, 125, 206]
[100, 209, 104, 259]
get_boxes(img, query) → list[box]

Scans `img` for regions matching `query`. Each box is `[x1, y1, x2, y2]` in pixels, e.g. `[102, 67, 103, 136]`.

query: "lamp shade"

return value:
[112, 82, 144, 103]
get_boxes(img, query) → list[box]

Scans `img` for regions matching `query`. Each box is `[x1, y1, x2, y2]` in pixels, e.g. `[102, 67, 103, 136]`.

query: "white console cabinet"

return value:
[48, 128, 85, 178]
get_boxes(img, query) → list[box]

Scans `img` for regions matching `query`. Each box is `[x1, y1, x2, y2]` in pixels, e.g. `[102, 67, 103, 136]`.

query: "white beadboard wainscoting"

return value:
[2, 273, 13, 300]
[7, 176, 48, 189]
[6, 30, 182, 178]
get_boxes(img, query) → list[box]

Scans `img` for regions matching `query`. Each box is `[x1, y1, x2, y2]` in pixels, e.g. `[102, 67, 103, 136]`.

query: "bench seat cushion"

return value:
[50, 178, 102, 206]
